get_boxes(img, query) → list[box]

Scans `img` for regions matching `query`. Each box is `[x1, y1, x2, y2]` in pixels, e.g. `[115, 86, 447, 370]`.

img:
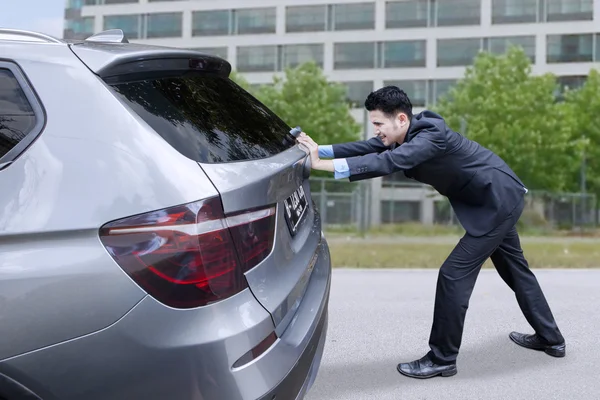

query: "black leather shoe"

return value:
[509, 332, 566, 357]
[396, 354, 457, 379]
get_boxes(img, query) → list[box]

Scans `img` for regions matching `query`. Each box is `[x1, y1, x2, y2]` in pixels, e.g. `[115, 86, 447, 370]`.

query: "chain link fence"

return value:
[309, 178, 370, 231]
[309, 178, 598, 232]
[521, 190, 598, 229]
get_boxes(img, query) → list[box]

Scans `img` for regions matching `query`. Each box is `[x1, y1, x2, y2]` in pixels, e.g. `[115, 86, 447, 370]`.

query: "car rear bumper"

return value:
[258, 307, 328, 400]
[0, 238, 331, 400]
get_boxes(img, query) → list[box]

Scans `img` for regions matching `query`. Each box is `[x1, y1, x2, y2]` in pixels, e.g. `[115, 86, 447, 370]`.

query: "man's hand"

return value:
[297, 132, 334, 173]
[297, 132, 319, 165]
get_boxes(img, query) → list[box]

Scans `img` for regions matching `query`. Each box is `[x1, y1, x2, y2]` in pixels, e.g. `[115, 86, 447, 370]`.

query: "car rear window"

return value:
[109, 72, 295, 163]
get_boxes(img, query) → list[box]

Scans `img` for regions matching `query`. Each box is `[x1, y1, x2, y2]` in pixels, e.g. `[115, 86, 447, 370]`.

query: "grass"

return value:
[326, 223, 465, 237]
[324, 223, 600, 238]
[326, 238, 600, 269]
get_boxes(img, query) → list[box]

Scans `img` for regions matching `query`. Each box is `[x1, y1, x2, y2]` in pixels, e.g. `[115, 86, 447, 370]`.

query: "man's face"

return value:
[369, 110, 410, 146]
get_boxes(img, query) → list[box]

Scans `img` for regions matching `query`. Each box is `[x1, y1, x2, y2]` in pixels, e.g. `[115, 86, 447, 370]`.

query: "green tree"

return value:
[229, 62, 362, 158]
[434, 46, 579, 191]
[562, 68, 600, 199]
[228, 70, 252, 92]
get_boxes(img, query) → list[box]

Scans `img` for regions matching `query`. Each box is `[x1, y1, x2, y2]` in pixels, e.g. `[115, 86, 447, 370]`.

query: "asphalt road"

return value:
[305, 269, 600, 400]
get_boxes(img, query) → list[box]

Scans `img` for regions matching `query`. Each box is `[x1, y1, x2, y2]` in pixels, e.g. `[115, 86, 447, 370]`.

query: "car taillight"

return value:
[99, 196, 276, 309]
[227, 207, 276, 272]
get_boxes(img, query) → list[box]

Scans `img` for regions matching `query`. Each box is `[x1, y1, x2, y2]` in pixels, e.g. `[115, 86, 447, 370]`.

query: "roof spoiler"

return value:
[69, 29, 231, 80]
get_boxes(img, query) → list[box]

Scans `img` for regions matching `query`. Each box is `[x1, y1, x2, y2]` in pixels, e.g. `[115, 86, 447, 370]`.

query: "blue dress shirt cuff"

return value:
[333, 158, 350, 179]
[318, 145, 334, 158]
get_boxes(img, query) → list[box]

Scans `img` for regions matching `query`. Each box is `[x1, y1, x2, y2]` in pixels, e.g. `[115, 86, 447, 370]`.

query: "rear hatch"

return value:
[71, 42, 322, 334]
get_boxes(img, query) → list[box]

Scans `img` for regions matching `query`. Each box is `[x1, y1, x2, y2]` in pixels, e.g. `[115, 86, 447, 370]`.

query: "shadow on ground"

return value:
[308, 334, 558, 398]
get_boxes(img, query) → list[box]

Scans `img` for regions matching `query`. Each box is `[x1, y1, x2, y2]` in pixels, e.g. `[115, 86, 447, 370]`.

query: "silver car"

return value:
[0, 28, 331, 400]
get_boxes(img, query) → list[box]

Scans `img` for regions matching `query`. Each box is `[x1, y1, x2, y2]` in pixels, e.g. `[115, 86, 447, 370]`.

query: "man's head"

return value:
[364, 86, 413, 146]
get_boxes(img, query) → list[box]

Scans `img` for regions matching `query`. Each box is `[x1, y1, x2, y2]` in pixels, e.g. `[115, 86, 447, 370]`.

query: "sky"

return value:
[0, 0, 65, 38]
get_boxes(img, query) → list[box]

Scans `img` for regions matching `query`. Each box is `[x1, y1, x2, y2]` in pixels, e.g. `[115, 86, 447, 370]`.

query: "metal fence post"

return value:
[572, 196, 576, 228]
[319, 179, 327, 226]
[351, 188, 357, 229]
[365, 182, 370, 231]
[358, 181, 368, 235]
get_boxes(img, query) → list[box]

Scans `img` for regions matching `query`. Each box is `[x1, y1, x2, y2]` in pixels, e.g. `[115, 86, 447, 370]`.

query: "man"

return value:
[297, 86, 565, 379]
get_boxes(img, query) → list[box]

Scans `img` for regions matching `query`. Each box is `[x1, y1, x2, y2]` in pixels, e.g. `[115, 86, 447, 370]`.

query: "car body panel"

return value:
[199, 150, 322, 336]
[0, 239, 331, 400]
[198, 147, 309, 214]
[0, 41, 221, 359]
[0, 32, 331, 400]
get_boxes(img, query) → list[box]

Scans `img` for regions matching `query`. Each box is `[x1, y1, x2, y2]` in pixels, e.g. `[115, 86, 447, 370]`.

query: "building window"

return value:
[73, 0, 138, 3]
[382, 41, 426, 68]
[492, 0, 537, 23]
[104, 14, 140, 39]
[596, 34, 600, 62]
[236, 7, 276, 35]
[332, 2, 375, 31]
[437, 38, 482, 66]
[383, 172, 416, 185]
[557, 75, 587, 92]
[434, 0, 481, 26]
[546, 0, 593, 22]
[334, 41, 427, 70]
[192, 10, 231, 36]
[64, 16, 94, 39]
[66, 0, 84, 7]
[189, 47, 228, 60]
[235, 44, 324, 72]
[386, 0, 428, 28]
[334, 42, 376, 70]
[384, 80, 427, 107]
[487, 36, 536, 62]
[381, 200, 421, 223]
[433, 79, 457, 103]
[282, 44, 324, 69]
[104, 0, 137, 4]
[547, 34, 594, 63]
[437, 38, 481, 67]
[146, 12, 182, 38]
[341, 81, 373, 107]
[286, 5, 327, 32]
[237, 45, 278, 72]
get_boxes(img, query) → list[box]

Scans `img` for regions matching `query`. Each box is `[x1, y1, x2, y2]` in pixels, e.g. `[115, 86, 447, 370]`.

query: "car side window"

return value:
[0, 63, 43, 169]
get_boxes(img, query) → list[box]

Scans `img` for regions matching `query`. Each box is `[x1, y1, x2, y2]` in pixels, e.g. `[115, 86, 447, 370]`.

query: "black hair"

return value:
[364, 86, 413, 119]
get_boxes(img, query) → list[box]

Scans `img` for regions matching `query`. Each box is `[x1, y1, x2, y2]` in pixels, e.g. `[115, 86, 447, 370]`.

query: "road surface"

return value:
[305, 269, 600, 400]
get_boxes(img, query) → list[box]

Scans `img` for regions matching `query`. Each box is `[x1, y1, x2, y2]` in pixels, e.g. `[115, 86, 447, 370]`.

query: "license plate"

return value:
[283, 185, 308, 236]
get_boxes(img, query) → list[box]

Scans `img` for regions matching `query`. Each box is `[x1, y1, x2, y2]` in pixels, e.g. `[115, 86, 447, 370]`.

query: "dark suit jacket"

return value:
[332, 110, 527, 237]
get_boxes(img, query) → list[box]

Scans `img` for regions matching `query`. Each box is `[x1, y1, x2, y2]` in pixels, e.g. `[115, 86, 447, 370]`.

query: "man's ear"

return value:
[396, 112, 409, 125]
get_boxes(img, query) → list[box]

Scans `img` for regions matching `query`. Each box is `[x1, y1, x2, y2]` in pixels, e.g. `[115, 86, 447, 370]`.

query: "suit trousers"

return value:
[427, 197, 564, 365]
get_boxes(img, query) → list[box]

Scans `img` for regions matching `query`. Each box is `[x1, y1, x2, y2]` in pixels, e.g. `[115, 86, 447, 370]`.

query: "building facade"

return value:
[64, 0, 600, 226]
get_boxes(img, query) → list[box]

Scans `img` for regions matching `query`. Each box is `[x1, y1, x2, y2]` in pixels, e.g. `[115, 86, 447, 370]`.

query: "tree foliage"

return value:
[228, 70, 252, 92]
[562, 68, 600, 197]
[229, 62, 361, 149]
[433, 46, 580, 192]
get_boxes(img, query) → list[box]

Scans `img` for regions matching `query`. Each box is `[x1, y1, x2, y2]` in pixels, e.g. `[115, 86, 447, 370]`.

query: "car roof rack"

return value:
[0, 28, 62, 43]
[85, 29, 129, 44]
